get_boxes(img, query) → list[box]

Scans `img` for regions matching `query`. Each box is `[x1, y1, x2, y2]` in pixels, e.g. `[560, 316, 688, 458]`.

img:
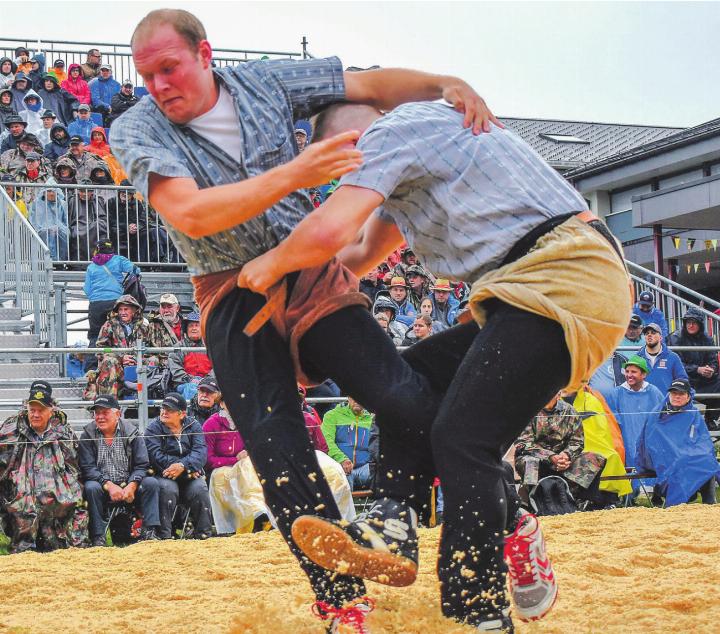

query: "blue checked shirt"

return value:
[110, 58, 346, 274]
[340, 102, 589, 282]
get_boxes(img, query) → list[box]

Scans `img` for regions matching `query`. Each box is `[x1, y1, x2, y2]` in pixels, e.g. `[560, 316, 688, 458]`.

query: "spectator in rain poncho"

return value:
[638, 378, 720, 507]
[30, 185, 69, 260]
[19, 89, 44, 136]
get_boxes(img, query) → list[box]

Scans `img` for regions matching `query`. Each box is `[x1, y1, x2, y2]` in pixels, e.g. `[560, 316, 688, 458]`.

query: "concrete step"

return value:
[0, 320, 33, 333]
[0, 308, 22, 320]
[0, 362, 60, 379]
[0, 386, 84, 399]
[0, 334, 40, 348]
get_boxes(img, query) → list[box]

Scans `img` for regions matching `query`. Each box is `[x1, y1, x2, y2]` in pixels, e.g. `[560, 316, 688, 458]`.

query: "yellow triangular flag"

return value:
[694, 263, 699, 273]
[706, 240, 714, 250]
[673, 236, 681, 249]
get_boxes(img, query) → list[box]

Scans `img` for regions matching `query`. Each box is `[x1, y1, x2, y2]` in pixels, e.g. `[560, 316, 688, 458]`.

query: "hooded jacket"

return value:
[19, 89, 44, 136]
[321, 402, 373, 467]
[0, 87, 17, 123]
[430, 292, 460, 330]
[638, 397, 720, 506]
[83, 252, 137, 302]
[88, 125, 111, 157]
[668, 307, 719, 387]
[374, 288, 416, 327]
[372, 294, 408, 344]
[78, 418, 151, 485]
[109, 89, 139, 125]
[0, 56, 17, 89]
[30, 186, 69, 260]
[10, 73, 30, 113]
[61, 147, 108, 182]
[43, 122, 70, 163]
[61, 63, 91, 105]
[53, 155, 77, 183]
[90, 73, 120, 113]
[632, 303, 669, 339]
[637, 342, 689, 395]
[606, 381, 665, 470]
[37, 74, 79, 126]
[68, 115, 94, 144]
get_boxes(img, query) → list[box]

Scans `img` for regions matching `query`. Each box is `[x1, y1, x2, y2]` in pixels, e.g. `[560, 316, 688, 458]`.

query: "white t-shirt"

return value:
[187, 85, 243, 162]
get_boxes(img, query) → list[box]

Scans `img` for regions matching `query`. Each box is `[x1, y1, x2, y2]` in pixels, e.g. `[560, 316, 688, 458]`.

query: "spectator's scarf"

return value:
[91, 252, 113, 266]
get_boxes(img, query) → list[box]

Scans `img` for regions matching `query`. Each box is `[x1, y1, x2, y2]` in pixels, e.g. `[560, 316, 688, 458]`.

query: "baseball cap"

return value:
[40, 109, 56, 119]
[99, 63, 112, 71]
[642, 323, 662, 335]
[30, 379, 53, 395]
[69, 135, 83, 144]
[53, 59, 65, 67]
[122, 79, 133, 88]
[629, 315, 643, 328]
[25, 151, 40, 161]
[159, 293, 179, 305]
[668, 378, 691, 394]
[198, 376, 220, 393]
[623, 355, 650, 374]
[87, 394, 120, 411]
[638, 291, 654, 305]
[28, 388, 53, 408]
[77, 103, 91, 112]
[161, 392, 187, 412]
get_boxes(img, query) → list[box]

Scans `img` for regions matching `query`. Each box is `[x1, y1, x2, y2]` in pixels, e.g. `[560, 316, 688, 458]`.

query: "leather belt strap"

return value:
[576, 209, 599, 223]
[242, 278, 287, 336]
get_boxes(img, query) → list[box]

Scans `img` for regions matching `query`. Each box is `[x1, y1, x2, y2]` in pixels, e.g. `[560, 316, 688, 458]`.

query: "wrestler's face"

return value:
[668, 390, 690, 408]
[133, 24, 215, 125]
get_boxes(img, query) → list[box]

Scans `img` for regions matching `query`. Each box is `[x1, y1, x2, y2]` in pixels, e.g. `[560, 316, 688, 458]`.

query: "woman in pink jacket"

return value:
[61, 63, 91, 105]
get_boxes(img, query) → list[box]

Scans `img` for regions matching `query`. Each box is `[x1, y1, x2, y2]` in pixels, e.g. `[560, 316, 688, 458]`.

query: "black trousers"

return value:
[205, 287, 440, 607]
[367, 300, 571, 624]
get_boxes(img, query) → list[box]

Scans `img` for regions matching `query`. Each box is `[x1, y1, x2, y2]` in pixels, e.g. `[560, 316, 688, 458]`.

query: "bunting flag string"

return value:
[705, 262, 711, 273]
[693, 263, 699, 273]
[713, 239, 718, 251]
[705, 240, 713, 251]
[687, 264, 692, 274]
[688, 238, 696, 250]
[673, 236, 681, 249]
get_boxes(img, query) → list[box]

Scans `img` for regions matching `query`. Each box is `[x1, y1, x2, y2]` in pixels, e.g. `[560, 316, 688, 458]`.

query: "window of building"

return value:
[539, 133, 590, 144]
[658, 169, 704, 190]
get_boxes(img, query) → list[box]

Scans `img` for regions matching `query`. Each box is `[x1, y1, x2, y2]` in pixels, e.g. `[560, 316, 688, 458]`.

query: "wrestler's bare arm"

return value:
[237, 185, 388, 294]
[336, 213, 404, 277]
[148, 130, 362, 239]
[345, 68, 502, 135]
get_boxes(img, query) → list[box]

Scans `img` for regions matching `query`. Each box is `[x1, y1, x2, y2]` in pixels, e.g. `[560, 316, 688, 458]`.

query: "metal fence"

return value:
[10, 182, 184, 268]
[0, 186, 56, 344]
[0, 36, 308, 90]
[628, 261, 720, 344]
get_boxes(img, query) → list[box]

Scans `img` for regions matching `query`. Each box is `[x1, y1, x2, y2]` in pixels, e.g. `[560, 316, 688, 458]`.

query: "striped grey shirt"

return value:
[97, 429, 130, 484]
[111, 58, 346, 274]
[340, 102, 588, 282]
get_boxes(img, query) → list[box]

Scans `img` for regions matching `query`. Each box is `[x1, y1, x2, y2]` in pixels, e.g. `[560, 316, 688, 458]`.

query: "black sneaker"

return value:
[291, 497, 418, 587]
[90, 536, 107, 548]
[140, 527, 160, 541]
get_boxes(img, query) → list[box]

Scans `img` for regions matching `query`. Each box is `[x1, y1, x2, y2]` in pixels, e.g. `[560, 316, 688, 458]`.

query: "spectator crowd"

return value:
[0, 44, 718, 557]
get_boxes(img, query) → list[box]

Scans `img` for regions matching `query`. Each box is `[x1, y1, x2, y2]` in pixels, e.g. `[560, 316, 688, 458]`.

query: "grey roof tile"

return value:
[499, 116, 684, 170]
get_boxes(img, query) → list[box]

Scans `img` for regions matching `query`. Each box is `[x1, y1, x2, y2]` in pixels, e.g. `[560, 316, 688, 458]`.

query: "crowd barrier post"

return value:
[135, 339, 149, 432]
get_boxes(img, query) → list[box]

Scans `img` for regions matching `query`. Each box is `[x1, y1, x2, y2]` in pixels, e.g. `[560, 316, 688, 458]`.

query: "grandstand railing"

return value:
[628, 261, 720, 344]
[15, 182, 185, 268]
[0, 36, 308, 89]
[0, 187, 56, 345]
[4, 344, 720, 432]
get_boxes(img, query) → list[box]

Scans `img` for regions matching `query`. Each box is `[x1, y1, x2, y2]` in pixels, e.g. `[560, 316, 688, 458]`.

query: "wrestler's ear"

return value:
[197, 40, 213, 69]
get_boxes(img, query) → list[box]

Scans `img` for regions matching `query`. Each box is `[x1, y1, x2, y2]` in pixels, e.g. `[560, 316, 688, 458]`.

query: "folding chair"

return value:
[351, 490, 373, 515]
[170, 504, 193, 539]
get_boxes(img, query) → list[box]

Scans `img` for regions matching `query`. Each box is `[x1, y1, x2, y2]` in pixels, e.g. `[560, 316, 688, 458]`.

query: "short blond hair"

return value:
[132, 9, 207, 51]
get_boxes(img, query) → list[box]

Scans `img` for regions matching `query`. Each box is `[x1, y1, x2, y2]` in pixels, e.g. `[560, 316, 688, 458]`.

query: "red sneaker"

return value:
[312, 597, 375, 634]
[503, 513, 558, 621]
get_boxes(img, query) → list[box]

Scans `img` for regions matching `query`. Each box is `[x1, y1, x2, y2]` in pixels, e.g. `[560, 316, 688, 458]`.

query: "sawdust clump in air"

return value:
[1, 505, 719, 633]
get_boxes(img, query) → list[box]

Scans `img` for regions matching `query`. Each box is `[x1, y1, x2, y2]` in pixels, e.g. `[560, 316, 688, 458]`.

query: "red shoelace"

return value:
[312, 597, 375, 633]
[505, 533, 537, 587]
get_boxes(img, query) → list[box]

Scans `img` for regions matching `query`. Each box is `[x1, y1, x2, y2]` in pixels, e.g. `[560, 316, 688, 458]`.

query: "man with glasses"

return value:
[81, 49, 102, 81]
